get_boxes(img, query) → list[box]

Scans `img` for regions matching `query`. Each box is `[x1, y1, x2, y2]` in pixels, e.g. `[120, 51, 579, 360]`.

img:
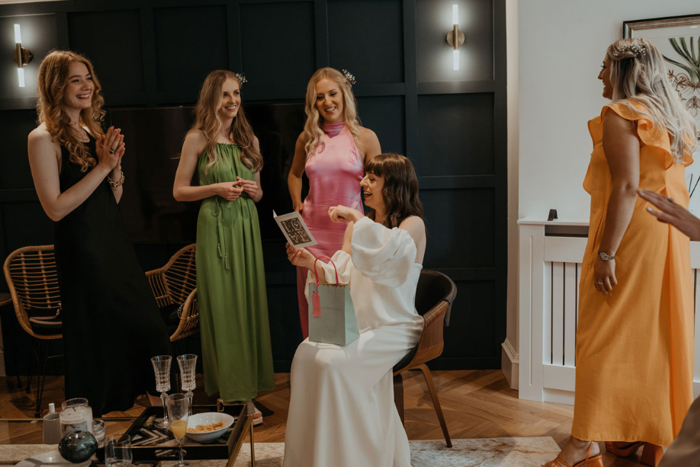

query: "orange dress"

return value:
[572, 101, 694, 446]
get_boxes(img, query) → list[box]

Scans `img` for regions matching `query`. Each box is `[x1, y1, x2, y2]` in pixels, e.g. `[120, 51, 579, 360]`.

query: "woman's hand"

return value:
[95, 127, 124, 172]
[328, 205, 363, 223]
[593, 257, 617, 294]
[638, 189, 700, 240]
[286, 242, 315, 270]
[214, 181, 244, 201]
[294, 202, 304, 213]
[237, 176, 258, 199]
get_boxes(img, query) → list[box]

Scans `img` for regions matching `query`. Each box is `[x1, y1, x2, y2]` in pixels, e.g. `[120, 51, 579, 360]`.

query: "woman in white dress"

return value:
[284, 153, 426, 467]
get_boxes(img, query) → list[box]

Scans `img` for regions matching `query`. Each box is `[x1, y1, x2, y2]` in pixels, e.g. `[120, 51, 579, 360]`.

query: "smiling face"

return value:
[315, 78, 344, 124]
[218, 78, 241, 121]
[598, 55, 613, 100]
[361, 171, 386, 212]
[62, 61, 94, 111]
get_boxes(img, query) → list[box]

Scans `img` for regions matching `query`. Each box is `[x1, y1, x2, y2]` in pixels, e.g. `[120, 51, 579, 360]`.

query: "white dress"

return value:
[283, 217, 425, 467]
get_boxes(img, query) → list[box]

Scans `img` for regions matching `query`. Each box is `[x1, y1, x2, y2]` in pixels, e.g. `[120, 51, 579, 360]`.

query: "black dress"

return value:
[54, 136, 171, 416]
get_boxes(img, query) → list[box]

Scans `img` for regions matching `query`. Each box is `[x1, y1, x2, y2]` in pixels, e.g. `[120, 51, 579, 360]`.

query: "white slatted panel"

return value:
[544, 262, 552, 365]
[695, 270, 700, 381]
[551, 262, 565, 366]
[564, 262, 577, 367]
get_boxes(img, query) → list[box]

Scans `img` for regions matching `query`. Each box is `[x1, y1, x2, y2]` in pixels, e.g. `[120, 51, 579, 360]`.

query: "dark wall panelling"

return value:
[153, 5, 228, 104]
[328, 0, 404, 84]
[239, 2, 316, 89]
[417, 93, 494, 176]
[355, 96, 405, 156]
[0, 15, 58, 107]
[68, 10, 145, 103]
[421, 188, 495, 268]
[0, 0, 508, 373]
[415, 0, 493, 84]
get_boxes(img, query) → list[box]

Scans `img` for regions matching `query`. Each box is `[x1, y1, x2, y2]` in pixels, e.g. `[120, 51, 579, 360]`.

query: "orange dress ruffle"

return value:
[572, 100, 694, 446]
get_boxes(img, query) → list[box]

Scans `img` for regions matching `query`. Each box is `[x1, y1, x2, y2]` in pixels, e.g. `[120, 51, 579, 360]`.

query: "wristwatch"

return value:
[598, 251, 615, 261]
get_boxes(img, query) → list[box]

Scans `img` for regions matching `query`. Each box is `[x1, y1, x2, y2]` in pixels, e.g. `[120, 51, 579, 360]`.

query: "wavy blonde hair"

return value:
[36, 50, 105, 172]
[607, 38, 698, 163]
[192, 70, 262, 173]
[303, 67, 363, 156]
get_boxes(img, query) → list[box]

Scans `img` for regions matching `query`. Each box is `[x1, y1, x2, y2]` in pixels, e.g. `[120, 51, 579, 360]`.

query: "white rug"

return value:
[232, 437, 561, 466]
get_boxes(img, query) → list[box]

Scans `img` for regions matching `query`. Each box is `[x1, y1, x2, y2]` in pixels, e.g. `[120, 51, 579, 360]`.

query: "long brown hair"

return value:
[365, 154, 423, 228]
[606, 38, 697, 163]
[303, 67, 363, 156]
[36, 50, 105, 172]
[192, 70, 263, 173]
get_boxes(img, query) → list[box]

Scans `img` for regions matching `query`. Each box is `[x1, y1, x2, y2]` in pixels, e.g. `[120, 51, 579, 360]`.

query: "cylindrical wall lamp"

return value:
[446, 4, 465, 71]
[13, 24, 33, 88]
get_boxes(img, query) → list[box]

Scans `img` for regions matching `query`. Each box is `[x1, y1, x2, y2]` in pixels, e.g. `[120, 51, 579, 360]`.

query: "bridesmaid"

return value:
[173, 70, 274, 424]
[287, 67, 381, 338]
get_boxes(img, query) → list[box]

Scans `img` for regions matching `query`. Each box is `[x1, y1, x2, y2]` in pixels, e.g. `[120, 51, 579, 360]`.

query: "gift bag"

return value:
[307, 256, 359, 346]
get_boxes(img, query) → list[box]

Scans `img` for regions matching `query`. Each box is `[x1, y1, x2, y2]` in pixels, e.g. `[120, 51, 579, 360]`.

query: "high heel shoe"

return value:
[543, 442, 603, 467]
[604, 441, 643, 457]
[639, 443, 663, 467]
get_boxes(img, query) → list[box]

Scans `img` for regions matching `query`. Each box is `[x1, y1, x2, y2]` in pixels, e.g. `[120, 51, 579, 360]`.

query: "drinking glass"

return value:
[151, 355, 172, 428]
[104, 435, 132, 467]
[176, 354, 197, 415]
[166, 393, 189, 467]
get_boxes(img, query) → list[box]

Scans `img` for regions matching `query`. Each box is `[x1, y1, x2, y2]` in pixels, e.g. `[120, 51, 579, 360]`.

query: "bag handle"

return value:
[313, 255, 339, 286]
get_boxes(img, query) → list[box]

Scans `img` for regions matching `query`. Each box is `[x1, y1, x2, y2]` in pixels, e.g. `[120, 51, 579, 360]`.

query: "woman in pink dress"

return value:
[288, 67, 382, 338]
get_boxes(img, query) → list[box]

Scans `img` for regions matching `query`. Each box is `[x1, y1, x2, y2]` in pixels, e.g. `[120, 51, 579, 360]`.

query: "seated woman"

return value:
[283, 153, 426, 467]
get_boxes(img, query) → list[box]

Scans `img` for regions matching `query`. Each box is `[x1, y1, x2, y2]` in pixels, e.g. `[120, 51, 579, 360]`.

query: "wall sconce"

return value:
[445, 4, 465, 71]
[13, 24, 33, 88]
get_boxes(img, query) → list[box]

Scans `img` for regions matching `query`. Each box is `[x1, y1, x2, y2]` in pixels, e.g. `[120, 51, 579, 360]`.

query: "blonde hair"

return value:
[303, 67, 363, 156]
[607, 38, 697, 163]
[36, 50, 105, 172]
[191, 70, 263, 173]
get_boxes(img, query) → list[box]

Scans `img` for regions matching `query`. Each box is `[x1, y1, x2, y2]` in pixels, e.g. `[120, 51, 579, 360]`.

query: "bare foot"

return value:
[545, 437, 600, 466]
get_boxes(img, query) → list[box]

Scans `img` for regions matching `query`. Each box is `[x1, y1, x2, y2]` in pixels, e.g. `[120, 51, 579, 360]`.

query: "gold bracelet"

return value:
[108, 171, 125, 190]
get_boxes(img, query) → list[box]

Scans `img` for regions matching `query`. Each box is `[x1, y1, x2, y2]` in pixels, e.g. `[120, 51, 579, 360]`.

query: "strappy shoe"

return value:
[605, 441, 643, 457]
[542, 442, 603, 467]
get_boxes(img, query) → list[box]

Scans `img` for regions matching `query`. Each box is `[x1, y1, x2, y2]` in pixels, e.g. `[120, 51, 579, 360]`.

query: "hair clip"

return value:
[342, 69, 356, 86]
[235, 72, 248, 84]
[613, 39, 648, 58]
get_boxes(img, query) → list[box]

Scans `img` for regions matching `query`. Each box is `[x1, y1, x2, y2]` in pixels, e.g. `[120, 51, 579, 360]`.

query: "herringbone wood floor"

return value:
[0, 370, 643, 465]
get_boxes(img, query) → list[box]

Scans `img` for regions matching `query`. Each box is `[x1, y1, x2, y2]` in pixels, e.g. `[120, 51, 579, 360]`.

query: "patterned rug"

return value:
[233, 437, 561, 466]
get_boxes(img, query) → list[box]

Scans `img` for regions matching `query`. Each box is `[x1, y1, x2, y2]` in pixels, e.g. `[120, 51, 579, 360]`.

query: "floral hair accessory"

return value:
[613, 39, 648, 58]
[342, 69, 356, 86]
[234, 72, 248, 84]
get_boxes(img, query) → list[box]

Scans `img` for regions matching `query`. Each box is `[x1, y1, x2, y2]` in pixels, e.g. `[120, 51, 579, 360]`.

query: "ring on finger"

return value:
[596, 280, 604, 285]
[668, 197, 674, 203]
[109, 147, 117, 154]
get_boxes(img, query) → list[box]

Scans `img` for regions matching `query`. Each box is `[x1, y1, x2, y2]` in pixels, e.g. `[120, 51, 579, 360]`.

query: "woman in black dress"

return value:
[27, 50, 171, 416]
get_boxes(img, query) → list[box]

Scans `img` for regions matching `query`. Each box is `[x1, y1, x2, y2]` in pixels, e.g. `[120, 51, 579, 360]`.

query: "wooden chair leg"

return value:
[393, 373, 404, 425]
[417, 364, 451, 448]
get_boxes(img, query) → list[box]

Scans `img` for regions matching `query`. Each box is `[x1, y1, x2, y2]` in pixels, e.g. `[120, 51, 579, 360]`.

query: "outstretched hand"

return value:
[638, 189, 700, 240]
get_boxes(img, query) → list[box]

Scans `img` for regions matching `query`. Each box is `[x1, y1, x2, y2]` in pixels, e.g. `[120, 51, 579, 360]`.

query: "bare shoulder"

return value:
[359, 126, 378, 143]
[28, 124, 52, 144]
[185, 129, 207, 145]
[296, 131, 307, 146]
[399, 216, 426, 242]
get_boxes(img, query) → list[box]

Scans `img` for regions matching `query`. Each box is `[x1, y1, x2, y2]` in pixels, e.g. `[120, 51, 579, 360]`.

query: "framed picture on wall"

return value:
[624, 14, 700, 213]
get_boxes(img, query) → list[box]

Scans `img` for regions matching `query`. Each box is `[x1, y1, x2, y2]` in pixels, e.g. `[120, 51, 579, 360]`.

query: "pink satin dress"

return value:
[296, 122, 364, 337]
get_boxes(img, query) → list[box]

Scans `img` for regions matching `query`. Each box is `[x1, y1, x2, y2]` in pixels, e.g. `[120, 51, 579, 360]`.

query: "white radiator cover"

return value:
[518, 217, 700, 405]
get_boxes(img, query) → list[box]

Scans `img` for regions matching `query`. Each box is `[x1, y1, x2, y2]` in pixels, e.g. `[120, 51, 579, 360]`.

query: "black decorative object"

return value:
[547, 209, 558, 221]
[58, 431, 98, 463]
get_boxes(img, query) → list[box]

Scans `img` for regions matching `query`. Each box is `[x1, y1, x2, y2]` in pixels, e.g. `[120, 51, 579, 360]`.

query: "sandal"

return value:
[605, 441, 643, 457]
[543, 442, 603, 467]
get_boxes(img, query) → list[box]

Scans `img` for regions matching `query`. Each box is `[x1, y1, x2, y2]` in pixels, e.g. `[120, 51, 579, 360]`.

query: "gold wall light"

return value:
[13, 24, 33, 88]
[445, 4, 465, 71]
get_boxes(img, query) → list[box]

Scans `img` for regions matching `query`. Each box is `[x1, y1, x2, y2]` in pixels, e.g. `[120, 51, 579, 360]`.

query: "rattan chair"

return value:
[393, 269, 457, 448]
[3, 245, 63, 417]
[145, 244, 199, 342]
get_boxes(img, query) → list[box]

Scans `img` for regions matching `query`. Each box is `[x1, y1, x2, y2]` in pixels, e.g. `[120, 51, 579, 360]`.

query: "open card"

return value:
[274, 210, 318, 248]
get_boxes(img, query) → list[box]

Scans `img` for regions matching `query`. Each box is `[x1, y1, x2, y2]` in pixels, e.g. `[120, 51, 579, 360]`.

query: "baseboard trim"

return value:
[501, 339, 519, 390]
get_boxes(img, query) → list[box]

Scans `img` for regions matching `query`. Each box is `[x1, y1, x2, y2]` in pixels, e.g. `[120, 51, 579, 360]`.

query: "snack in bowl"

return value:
[185, 412, 235, 443]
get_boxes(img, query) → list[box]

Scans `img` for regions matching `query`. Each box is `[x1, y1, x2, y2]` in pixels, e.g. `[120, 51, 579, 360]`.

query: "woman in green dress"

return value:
[173, 70, 274, 423]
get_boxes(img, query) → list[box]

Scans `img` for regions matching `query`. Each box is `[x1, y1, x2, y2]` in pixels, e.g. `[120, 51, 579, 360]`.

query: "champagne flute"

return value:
[151, 355, 172, 428]
[104, 435, 132, 467]
[167, 393, 189, 467]
[177, 354, 197, 416]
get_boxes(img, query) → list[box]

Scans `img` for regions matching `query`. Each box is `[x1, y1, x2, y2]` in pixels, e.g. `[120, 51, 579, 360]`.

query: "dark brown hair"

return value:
[365, 153, 423, 228]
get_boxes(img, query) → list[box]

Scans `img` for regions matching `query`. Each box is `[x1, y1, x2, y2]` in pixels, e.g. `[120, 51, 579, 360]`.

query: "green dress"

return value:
[196, 143, 275, 401]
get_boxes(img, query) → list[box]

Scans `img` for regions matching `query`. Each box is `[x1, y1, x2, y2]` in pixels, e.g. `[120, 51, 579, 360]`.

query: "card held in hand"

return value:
[273, 210, 318, 248]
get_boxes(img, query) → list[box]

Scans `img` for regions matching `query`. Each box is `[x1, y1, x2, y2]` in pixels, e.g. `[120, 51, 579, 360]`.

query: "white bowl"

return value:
[185, 412, 235, 443]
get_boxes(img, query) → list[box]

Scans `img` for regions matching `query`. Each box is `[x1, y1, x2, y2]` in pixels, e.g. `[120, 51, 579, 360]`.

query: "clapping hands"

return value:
[96, 127, 125, 171]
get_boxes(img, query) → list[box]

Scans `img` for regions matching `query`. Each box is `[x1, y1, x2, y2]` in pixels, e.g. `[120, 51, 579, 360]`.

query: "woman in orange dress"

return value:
[545, 38, 698, 467]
